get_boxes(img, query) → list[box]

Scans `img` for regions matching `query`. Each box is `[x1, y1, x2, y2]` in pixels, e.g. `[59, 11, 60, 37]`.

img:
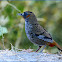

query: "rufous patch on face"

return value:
[26, 15, 30, 18]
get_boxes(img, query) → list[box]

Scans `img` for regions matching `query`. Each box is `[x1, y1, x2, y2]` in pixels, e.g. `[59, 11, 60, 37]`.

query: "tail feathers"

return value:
[48, 40, 62, 51]
[53, 40, 62, 51]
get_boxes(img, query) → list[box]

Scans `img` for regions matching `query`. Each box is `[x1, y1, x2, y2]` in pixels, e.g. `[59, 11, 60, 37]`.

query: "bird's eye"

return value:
[30, 12, 32, 13]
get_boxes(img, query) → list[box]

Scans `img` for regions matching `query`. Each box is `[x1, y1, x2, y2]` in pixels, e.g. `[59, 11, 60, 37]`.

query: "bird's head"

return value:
[18, 11, 34, 19]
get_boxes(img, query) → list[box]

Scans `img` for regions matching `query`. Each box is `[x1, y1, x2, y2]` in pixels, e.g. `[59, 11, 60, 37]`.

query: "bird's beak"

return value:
[18, 12, 31, 19]
[17, 13, 24, 16]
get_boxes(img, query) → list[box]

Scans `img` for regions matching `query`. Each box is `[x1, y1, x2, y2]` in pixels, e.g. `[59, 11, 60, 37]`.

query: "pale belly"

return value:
[25, 27, 46, 46]
[25, 22, 46, 46]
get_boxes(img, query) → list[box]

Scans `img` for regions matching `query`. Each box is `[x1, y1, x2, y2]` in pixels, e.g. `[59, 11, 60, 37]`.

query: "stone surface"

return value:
[0, 49, 62, 62]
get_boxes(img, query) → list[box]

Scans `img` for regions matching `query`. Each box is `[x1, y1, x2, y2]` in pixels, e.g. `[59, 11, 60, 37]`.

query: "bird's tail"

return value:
[53, 40, 62, 51]
[48, 40, 62, 51]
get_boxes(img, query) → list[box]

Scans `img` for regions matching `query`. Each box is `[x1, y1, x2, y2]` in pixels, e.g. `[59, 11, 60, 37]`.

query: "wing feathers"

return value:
[36, 34, 53, 43]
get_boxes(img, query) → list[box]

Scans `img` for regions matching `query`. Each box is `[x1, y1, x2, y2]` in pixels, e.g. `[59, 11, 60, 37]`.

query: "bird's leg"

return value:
[36, 46, 42, 52]
[40, 45, 46, 52]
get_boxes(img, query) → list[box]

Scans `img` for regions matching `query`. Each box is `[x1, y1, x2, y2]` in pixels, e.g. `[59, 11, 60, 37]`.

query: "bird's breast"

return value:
[25, 21, 47, 46]
[25, 21, 33, 34]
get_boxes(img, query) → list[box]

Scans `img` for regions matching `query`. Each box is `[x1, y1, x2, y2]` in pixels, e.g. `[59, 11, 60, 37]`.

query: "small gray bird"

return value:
[18, 11, 62, 52]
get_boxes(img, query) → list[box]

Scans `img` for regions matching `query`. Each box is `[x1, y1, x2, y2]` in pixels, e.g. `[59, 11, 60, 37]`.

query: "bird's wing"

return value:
[35, 33, 53, 43]
[35, 26, 53, 43]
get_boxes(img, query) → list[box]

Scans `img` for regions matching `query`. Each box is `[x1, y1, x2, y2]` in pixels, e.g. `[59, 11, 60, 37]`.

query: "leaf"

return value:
[0, 26, 8, 36]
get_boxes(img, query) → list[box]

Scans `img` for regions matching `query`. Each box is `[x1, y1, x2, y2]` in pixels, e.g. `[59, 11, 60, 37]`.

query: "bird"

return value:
[18, 11, 62, 52]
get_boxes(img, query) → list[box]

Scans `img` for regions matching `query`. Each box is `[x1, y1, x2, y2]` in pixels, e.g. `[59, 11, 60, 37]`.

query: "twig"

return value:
[7, 2, 21, 13]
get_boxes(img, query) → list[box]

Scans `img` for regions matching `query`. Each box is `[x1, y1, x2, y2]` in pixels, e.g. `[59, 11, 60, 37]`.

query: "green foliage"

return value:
[0, 26, 8, 36]
[0, 1, 62, 53]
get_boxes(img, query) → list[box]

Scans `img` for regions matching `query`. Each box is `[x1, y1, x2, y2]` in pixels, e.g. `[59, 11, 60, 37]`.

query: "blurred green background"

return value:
[0, 1, 62, 53]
